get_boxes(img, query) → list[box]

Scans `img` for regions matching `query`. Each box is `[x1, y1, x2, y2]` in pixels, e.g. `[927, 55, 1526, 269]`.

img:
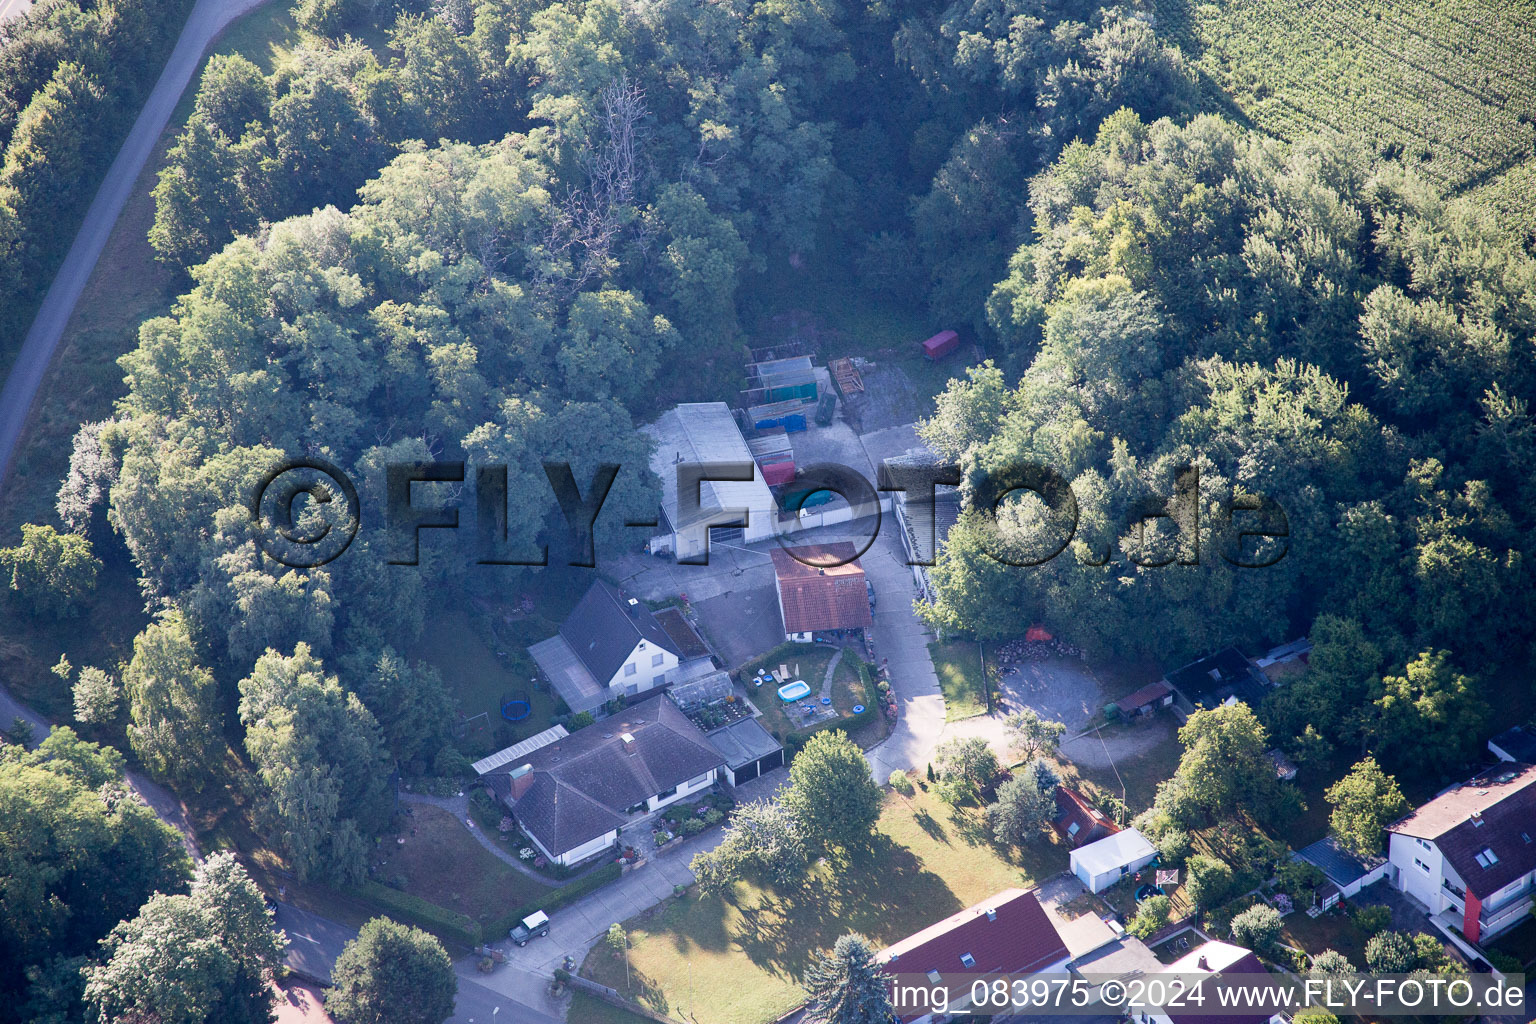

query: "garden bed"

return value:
[650, 793, 734, 851]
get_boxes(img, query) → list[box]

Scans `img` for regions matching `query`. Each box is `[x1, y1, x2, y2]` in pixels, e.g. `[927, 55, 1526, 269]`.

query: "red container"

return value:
[922, 330, 960, 360]
[759, 455, 796, 487]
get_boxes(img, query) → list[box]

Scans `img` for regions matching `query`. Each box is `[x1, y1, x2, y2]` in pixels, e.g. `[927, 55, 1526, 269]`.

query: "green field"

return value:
[928, 640, 989, 721]
[1158, 0, 1536, 236]
[581, 784, 1067, 1024]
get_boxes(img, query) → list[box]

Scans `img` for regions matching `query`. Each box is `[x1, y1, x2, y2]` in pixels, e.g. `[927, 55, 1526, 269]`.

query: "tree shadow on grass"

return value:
[947, 803, 992, 848]
[731, 834, 965, 982]
[912, 808, 949, 845]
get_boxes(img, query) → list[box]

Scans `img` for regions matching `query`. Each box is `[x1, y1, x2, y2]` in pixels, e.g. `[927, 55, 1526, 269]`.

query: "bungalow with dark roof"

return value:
[1386, 761, 1536, 942]
[879, 888, 1070, 1024]
[527, 579, 682, 714]
[769, 542, 872, 642]
[477, 693, 726, 866]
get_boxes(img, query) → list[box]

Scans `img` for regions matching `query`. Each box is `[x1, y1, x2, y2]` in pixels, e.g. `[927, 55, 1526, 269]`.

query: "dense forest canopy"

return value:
[2, 0, 1535, 1016]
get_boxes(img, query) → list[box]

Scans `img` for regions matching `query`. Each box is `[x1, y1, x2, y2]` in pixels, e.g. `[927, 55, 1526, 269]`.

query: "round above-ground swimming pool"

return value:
[778, 680, 812, 702]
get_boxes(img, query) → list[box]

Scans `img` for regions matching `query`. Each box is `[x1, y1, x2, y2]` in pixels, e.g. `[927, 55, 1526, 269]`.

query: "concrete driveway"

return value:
[860, 530, 946, 784]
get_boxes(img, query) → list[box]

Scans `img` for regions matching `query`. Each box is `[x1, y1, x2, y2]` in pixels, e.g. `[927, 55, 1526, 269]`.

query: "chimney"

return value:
[985, 909, 997, 922]
[627, 597, 642, 618]
[1196, 955, 1210, 971]
[508, 764, 536, 800]
[621, 732, 637, 754]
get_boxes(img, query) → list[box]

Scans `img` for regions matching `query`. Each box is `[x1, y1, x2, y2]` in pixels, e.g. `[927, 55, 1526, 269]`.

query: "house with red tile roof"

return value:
[769, 542, 872, 642]
[1054, 786, 1120, 848]
[878, 888, 1070, 1024]
[1386, 761, 1536, 942]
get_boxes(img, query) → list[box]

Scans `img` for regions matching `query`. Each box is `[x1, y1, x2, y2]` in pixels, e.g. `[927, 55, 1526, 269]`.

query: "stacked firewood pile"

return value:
[992, 637, 1083, 664]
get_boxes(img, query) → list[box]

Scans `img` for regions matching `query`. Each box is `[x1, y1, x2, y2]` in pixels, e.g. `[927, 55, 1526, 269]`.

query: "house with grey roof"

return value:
[528, 580, 682, 714]
[641, 402, 779, 561]
[478, 693, 726, 865]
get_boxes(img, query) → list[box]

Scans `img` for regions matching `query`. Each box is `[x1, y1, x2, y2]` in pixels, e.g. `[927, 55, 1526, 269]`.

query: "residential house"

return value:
[527, 580, 681, 714]
[1165, 647, 1271, 712]
[886, 447, 961, 605]
[1295, 836, 1389, 909]
[1070, 828, 1158, 893]
[1130, 941, 1285, 1024]
[1114, 680, 1174, 718]
[1055, 786, 1121, 848]
[642, 402, 779, 560]
[879, 888, 1070, 1024]
[1387, 762, 1536, 943]
[477, 694, 726, 866]
[769, 542, 872, 642]
[1489, 725, 1536, 763]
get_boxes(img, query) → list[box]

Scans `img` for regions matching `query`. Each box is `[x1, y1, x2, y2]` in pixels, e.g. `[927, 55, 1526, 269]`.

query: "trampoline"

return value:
[501, 696, 532, 722]
[1135, 883, 1166, 902]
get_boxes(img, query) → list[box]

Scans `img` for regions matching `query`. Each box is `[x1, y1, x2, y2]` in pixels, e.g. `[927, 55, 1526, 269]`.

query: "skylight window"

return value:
[960, 953, 976, 968]
[1474, 848, 1500, 868]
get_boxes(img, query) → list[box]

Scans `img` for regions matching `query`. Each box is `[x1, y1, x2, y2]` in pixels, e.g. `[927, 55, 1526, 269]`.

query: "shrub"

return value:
[568, 711, 596, 730]
[702, 808, 724, 825]
[1155, 827, 1192, 865]
[1352, 904, 1391, 936]
[1127, 895, 1171, 938]
[1184, 855, 1238, 910]
[1309, 949, 1355, 978]
[1488, 951, 1523, 974]
[1364, 930, 1416, 974]
[1229, 904, 1283, 954]
[888, 769, 914, 796]
[681, 817, 706, 836]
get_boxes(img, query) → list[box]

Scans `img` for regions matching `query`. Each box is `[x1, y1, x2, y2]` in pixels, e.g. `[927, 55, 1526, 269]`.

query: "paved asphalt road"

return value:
[0, 0, 269, 490]
[0, 0, 31, 23]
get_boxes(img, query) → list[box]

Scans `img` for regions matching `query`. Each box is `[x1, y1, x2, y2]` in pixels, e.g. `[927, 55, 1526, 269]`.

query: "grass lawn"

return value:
[928, 640, 988, 721]
[1281, 909, 1373, 969]
[409, 593, 582, 759]
[740, 644, 866, 743]
[375, 805, 547, 933]
[1057, 722, 1183, 815]
[580, 784, 1066, 1024]
[567, 992, 658, 1024]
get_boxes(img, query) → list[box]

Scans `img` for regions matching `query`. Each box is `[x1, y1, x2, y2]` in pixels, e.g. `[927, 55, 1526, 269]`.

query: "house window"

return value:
[655, 785, 678, 801]
[1418, 838, 1432, 851]
[1415, 858, 1430, 873]
[960, 953, 976, 968]
[624, 663, 637, 676]
[652, 653, 664, 667]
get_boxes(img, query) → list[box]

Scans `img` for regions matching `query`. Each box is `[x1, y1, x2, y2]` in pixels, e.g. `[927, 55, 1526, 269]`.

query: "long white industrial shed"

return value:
[642, 402, 779, 560]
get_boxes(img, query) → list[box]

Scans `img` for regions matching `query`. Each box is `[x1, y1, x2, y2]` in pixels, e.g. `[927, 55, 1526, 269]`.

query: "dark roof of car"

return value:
[558, 579, 680, 683]
[498, 694, 726, 856]
[1388, 762, 1536, 899]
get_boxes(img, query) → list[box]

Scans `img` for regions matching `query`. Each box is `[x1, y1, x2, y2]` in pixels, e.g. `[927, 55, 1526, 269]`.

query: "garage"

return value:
[707, 718, 784, 786]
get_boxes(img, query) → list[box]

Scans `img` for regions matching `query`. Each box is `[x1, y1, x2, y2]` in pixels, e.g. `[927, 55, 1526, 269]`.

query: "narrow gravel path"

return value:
[818, 646, 843, 700]
[0, 0, 273, 488]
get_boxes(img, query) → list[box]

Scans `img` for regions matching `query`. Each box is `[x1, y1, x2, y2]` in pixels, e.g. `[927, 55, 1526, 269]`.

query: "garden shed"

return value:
[1069, 828, 1157, 893]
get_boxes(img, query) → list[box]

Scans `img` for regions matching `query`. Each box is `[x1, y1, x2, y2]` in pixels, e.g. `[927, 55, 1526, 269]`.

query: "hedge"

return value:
[352, 880, 483, 948]
[484, 862, 624, 940]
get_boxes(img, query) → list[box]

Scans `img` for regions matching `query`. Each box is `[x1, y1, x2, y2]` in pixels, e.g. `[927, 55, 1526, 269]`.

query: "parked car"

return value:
[509, 910, 550, 946]
[866, 579, 876, 611]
